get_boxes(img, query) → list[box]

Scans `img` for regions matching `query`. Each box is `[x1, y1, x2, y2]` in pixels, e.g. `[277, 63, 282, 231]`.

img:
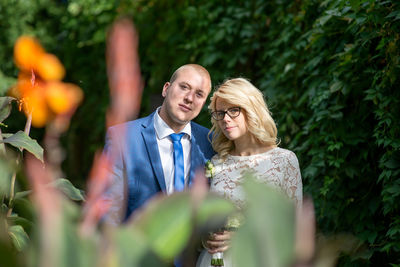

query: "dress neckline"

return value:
[227, 147, 279, 159]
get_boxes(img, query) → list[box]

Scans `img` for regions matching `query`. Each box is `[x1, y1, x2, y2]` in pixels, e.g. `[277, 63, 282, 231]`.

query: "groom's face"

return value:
[160, 67, 211, 131]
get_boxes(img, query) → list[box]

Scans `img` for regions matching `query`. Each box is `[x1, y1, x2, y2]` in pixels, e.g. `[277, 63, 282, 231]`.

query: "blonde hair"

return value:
[208, 78, 278, 159]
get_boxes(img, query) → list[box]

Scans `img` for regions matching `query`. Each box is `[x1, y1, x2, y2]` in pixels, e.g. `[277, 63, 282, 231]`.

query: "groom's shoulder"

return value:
[191, 121, 210, 135]
[107, 112, 154, 133]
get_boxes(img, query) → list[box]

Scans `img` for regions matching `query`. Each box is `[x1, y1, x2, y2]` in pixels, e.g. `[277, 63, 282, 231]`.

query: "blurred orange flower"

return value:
[10, 36, 83, 127]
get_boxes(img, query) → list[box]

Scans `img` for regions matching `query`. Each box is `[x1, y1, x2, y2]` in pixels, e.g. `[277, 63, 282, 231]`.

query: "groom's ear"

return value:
[162, 82, 170, 97]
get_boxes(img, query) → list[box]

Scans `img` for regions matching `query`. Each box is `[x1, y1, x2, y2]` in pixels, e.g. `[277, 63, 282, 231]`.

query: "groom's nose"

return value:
[184, 91, 194, 103]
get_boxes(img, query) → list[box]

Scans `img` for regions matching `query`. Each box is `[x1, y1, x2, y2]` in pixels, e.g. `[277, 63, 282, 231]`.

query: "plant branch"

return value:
[7, 169, 17, 217]
[24, 112, 32, 135]
[0, 126, 6, 155]
[7, 112, 32, 217]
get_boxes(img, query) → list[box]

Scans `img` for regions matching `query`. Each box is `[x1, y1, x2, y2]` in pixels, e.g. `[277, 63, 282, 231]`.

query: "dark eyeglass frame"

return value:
[211, 107, 241, 121]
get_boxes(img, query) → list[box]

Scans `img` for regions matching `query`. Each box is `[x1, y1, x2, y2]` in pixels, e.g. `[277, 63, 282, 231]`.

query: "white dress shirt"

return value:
[154, 108, 191, 195]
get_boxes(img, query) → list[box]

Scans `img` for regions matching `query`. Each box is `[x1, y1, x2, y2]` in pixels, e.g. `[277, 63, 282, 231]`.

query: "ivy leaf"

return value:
[318, 14, 332, 26]
[8, 225, 29, 252]
[1, 131, 43, 162]
[385, 10, 400, 21]
[384, 158, 400, 169]
[330, 81, 343, 93]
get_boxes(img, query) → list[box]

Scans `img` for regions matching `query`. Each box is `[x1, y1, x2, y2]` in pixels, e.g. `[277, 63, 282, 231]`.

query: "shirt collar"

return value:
[154, 107, 192, 140]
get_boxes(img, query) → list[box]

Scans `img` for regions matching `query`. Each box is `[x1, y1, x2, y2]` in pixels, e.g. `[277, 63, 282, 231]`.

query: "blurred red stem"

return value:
[44, 123, 64, 179]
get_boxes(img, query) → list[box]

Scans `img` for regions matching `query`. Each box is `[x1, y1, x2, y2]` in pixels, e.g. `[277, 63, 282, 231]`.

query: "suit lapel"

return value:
[141, 112, 167, 192]
[189, 124, 206, 187]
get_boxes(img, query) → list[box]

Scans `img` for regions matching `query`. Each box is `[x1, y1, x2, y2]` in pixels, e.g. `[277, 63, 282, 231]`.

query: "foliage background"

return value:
[0, 0, 399, 265]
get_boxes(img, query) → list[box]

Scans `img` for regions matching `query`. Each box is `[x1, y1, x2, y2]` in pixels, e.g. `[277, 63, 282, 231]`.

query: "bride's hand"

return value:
[203, 230, 232, 253]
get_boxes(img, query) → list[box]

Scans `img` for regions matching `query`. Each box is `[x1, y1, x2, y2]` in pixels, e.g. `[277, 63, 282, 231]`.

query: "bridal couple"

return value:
[103, 64, 303, 267]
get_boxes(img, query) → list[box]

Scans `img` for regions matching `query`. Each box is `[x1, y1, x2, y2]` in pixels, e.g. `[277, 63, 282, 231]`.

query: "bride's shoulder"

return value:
[210, 154, 223, 164]
[269, 147, 298, 160]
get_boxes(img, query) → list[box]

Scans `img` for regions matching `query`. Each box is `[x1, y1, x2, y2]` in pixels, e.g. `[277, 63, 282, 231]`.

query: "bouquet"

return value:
[204, 160, 243, 266]
[210, 212, 244, 266]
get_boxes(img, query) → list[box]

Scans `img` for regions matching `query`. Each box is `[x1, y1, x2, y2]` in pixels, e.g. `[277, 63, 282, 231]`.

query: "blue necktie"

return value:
[170, 133, 185, 267]
[170, 133, 185, 192]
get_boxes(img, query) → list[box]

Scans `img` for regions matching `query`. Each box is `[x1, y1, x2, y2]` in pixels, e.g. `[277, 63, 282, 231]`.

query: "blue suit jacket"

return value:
[104, 111, 215, 223]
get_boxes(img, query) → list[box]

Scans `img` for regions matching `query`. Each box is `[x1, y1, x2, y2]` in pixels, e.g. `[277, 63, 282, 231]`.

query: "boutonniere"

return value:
[205, 160, 215, 179]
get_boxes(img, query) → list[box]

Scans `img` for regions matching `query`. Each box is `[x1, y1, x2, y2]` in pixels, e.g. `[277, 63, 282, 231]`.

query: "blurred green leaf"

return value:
[15, 190, 31, 199]
[8, 225, 29, 252]
[231, 176, 295, 267]
[113, 226, 165, 267]
[49, 178, 85, 201]
[1, 133, 12, 138]
[0, 96, 15, 123]
[62, 210, 96, 267]
[195, 193, 236, 233]
[129, 193, 193, 261]
[12, 198, 35, 222]
[1, 204, 8, 213]
[1, 131, 43, 162]
[7, 215, 34, 235]
[0, 218, 19, 266]
[0, 158, 12, 196]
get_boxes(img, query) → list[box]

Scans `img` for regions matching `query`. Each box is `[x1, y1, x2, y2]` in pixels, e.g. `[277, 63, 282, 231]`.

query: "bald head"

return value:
[159, 63, 212, 132]
[170, 64, 211, 91]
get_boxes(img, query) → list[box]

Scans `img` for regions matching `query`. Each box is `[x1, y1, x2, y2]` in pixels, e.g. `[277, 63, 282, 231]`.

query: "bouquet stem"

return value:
[211, 252, 224, 266]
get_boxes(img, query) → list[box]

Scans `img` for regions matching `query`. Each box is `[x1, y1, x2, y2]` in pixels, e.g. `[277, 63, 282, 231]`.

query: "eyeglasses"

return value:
[211, 107, 241, 121]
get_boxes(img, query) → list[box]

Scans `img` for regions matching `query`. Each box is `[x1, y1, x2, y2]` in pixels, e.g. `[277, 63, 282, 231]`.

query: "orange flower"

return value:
[11, 36, 83, 128]
[14, 36, 45, 72]
[46, 82, 83, 114]
[23, 86, 49, 127]
[14, 36, 65, 81]
[13, 71, 49, 127]
[36, 53, 65, 81]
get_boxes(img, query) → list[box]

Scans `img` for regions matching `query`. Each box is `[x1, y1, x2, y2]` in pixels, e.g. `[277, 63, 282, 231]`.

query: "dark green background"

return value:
[1, 0, 399, 265]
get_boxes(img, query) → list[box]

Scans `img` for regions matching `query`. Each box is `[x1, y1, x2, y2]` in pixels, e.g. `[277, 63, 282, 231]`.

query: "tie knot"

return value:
[170, 133, 184, 142]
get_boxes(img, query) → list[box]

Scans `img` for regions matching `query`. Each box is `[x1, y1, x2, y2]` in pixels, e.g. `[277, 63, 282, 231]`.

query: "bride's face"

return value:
[215, 98, 249, 141]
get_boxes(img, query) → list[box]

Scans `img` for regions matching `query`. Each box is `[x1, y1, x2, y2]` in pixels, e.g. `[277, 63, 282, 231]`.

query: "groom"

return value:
[103, 64, 215, 225]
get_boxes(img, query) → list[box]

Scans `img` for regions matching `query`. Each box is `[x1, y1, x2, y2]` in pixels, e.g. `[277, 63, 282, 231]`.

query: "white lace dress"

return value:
[196, 147, 302, 267]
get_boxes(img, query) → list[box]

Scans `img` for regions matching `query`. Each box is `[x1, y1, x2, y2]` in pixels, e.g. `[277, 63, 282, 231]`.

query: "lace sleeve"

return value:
[282, 151, 303, 209]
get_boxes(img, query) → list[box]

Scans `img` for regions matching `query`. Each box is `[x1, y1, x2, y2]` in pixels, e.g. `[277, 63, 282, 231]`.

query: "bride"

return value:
[197, 78, 303, 267]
